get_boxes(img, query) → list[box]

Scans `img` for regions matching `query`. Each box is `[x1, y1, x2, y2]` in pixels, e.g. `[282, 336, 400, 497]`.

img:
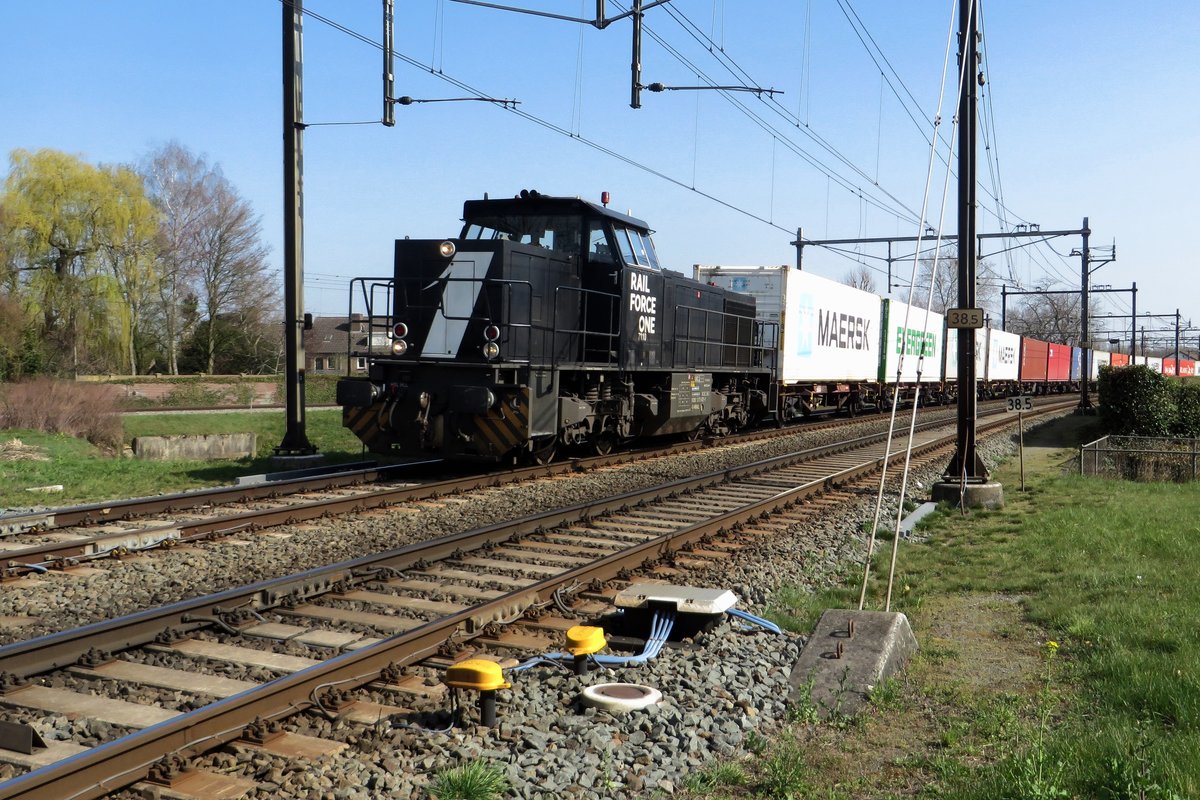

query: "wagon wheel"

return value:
[686, 424, 706, 442]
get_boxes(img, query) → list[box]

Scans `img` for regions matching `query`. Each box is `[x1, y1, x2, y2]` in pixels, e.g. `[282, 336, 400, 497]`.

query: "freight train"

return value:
[335, 192, 1191, 462]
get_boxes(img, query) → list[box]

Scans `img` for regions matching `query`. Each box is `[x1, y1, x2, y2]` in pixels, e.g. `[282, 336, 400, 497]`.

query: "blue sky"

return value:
[2, 1, 1197, 351]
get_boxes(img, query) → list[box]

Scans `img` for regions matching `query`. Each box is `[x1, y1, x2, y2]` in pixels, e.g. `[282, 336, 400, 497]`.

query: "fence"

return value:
[1079, 435, 1200, 482]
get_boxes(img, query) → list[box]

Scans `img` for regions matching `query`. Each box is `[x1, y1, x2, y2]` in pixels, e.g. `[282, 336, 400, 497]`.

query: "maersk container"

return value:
[694, 265, 881, 383]
[880, 299, 944, 383]
[941, 328, 987, 382]
[1091, 350, 1112, 379]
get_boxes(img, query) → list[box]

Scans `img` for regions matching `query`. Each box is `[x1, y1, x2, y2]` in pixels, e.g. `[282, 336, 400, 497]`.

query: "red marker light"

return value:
[601, 191, 610, 206]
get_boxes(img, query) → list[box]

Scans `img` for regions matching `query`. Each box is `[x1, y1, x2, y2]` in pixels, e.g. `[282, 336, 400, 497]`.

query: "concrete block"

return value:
[898, 501, 939, 536]
[132, 433, 257, 461]
[931, 480, 1004, 509]
[788, 609, 917, 718]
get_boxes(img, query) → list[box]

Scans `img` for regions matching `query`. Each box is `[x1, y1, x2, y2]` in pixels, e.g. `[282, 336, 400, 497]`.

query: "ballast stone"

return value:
[789, 609, 917, 718]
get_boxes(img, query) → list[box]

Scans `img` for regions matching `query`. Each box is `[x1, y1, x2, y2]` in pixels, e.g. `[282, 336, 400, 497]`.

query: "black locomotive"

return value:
[336, 191, 773, 462]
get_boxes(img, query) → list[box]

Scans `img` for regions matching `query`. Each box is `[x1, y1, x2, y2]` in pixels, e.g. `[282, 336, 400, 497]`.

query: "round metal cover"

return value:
[581, 682, 662, 712]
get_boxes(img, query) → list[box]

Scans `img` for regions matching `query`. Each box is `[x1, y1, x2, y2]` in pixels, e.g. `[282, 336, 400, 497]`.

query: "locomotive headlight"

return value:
[483, 342, 500, 360]
[438, 240, 457, 258]
[391, 340, 408, 355]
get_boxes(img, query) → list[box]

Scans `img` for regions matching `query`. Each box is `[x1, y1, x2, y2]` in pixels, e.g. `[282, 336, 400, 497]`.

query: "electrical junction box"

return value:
[614, 584, 737, 615]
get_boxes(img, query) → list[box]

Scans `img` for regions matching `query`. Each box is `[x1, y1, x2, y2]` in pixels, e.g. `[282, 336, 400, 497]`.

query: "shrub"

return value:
[1172, 381, 1200, 437]
[1098, 366, 1176, 436]
[0, 378, 123, 452]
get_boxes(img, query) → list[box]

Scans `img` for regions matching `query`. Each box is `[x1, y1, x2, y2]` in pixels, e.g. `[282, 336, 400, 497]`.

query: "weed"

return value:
[761, 736, 810, 798]
[743, 730, 769, 755]
[867, 676, 903, 710]
[428, 760, 509, 800]
[1006, 641, 1069, 799]
[786, 674, 821, 726]
[684, 762, 747, 792]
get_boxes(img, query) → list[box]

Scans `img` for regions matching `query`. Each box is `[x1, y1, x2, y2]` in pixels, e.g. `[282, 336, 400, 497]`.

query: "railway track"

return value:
[0, 401, 1020, 578]
[0, 399, 1075, 799]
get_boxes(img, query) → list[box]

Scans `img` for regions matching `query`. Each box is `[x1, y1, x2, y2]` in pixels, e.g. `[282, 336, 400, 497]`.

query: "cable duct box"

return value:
[614, 584, 737, 615]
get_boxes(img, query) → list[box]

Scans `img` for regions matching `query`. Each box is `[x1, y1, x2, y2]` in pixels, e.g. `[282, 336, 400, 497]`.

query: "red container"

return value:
[1111, 352, 1130, 367]
[1164, 358, 1197, 377]
[1020, 337, 1049, 382]
[1046, 343, 1072, 381]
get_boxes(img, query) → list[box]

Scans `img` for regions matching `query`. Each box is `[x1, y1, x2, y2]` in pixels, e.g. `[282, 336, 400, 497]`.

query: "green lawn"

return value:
[1, 408, 370, 509]
[693, 415, 1200, 799]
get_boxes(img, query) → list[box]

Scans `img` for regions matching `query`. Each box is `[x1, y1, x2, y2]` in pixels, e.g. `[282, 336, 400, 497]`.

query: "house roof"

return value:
[305, 315, 372, 356]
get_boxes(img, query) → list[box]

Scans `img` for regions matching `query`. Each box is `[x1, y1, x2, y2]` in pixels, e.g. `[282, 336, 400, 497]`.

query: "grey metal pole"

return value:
[1079, 216, 1090, 411]
[1131, 281, 1137, 358]
[949, 0, 983, 480]
[278, 0, 316, 455]
[629, 0, 642, 108]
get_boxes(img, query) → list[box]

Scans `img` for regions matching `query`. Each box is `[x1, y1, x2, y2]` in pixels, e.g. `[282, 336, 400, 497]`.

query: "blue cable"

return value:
[507, 608, 677, 671]
[727, 608, 783, 634]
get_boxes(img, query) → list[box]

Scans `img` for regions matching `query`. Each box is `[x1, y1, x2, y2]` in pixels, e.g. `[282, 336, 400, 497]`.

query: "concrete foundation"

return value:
[930, 480, 1005, 509]
[269, 453, 325, 470]
[132, 433, 256, 461]
[789, 609, 917, 718]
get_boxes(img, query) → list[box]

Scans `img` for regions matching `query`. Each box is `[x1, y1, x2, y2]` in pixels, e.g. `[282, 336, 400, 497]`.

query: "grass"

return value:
[0, 408, 370, 509]
[685, 414, 1200, 798]
[428, 760, 509, 800]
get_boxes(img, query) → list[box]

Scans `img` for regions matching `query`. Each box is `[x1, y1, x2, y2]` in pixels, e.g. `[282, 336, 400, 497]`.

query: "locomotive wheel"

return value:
[592, 431, 617, 455]
[528, 437, 557, 465]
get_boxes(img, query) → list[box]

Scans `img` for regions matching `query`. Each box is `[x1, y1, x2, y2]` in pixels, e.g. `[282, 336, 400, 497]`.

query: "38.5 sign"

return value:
[1006, 395, 1033, 412]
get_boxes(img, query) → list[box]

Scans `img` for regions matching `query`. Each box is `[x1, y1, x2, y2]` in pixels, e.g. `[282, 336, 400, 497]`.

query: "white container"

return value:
[942, 328, 988, 382]
[1090, 349, 1112, 379]
[880, 299, 944, 383]
[695, 265, 881, 384]
[986, 329, 1021, 382]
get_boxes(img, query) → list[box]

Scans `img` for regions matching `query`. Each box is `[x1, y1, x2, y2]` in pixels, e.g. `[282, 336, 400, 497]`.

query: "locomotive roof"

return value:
[462, 193, 652, 233]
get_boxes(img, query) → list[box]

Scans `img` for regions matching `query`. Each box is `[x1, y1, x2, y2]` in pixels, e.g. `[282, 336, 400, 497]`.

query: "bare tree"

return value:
[141, 143, 213, 374]
[1006, 290, 1103, 344]
[913, 246, 1001, 317]
[842, 264, 877, 293]
[193, 179, 273, 374]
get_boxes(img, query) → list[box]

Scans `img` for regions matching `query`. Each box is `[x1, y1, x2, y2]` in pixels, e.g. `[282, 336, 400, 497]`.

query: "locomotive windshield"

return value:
[461, 215, 583, 258]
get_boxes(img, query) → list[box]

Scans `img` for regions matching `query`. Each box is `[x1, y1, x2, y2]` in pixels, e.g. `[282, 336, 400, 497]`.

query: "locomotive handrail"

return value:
[551, 284, 620, 366]
[672, 304, 770, 371]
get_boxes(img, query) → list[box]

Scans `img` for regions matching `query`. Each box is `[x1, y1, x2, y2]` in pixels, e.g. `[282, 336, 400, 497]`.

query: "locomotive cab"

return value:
[338, 191, 771, 462]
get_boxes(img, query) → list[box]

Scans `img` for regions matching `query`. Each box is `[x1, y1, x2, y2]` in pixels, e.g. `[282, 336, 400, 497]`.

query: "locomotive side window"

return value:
[639, 231, 661, 270]
[611, 226, 659, 270]
[614, 227, 637, 266]
[587, 222, 617, 266]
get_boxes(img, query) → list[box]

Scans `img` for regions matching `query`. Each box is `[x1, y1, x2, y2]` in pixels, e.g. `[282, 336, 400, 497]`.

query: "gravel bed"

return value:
[2, 411, 1066, 798]
[0, 410, 965, 645]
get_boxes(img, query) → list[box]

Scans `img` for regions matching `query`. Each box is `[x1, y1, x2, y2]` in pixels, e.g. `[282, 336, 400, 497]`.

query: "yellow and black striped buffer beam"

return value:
[472, 387, 530, 458]
[343, 403, 392, 452]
